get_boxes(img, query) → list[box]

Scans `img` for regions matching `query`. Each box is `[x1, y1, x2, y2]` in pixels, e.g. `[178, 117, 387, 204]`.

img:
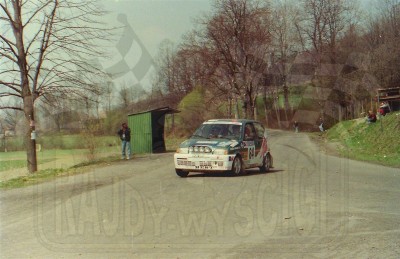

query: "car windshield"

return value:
[191, 123, 242, 139]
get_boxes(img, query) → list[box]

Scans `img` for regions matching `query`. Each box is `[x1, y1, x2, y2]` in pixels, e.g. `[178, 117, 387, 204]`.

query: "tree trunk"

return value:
[247, 105, 254, 120]
[274, 96, 281, 128]
[263, 97, 269, 127]
[227, 97, 232, 118]
[241, 95, 250, 119]
[12, 1, 38, 173]
[26, 127, 37, 173]
[283, 84, 290, 128]
[234, 98, 239, 119]
[23, 95, 37, 173]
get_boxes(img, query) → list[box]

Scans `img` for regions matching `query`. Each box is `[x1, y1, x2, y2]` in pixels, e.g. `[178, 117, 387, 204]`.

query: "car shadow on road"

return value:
[185, 169, 284, 178]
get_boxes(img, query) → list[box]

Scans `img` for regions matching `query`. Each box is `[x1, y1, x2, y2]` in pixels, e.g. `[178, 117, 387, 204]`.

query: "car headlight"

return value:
[176, 147, 188, 154]
[214, 149, 228, 155]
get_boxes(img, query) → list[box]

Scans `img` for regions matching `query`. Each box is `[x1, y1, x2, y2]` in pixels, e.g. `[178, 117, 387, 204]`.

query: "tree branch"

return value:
[22, 0, 53, 28]
[0, 35, 18, 59]
[0, 92, 22, 98]
[0, 80, 22, 94]
[0, 3, 15, 26]
[0, 106, 23, 111]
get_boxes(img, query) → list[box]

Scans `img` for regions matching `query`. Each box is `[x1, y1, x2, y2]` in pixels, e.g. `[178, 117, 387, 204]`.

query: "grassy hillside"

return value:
[325, 112, 400, 167]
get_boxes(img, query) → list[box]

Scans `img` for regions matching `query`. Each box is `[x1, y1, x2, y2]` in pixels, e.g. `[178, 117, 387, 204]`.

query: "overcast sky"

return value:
[103, 0, 211, 54]
[100, 0, 212, 92]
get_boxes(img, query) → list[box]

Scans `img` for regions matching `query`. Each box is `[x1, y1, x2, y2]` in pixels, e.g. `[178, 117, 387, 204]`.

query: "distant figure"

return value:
[366, 110, 377, 124]
[318, 118, 324, 132]
[293, 121, 299, 133]
[379, 102, 389, 116]
[379, 107, 385, 116]
[118, 122, 131, 159]
[319, 123, 324, 132]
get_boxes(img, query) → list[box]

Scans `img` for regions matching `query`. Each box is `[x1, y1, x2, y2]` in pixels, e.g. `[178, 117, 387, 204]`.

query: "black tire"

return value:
[231, 155, 244, 176]
[259, 154, 270, 173]
[176, 169, 189, 177]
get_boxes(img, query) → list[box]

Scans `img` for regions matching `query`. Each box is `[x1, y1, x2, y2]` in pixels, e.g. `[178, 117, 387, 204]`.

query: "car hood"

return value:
[180, 138, 240, 149]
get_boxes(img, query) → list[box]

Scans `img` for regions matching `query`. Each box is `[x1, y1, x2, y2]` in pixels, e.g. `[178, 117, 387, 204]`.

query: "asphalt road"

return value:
[1, 130, 399, 258]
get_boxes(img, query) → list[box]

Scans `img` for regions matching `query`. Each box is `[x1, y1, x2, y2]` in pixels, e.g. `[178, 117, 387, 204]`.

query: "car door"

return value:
[253, 122, 267, 165]
[241, 123, 257, 167]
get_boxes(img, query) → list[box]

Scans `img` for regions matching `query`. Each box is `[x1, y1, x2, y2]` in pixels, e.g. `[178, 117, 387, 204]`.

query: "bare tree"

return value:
[151, 0, 273, 120]
[37, 95, 66, 132]
[270, 0, 304, 125]
[103, 79, 115, 114]
[301, 0, 329, 54]
[2, 100, 20, 129]
[366, 0, 400, 88]
[199, 0, 271, 119]
[325, 0, 356, 63]
[153, 36, 217, 107]
[153, 40, 179, 97]
[118, 81, 133, 110]
[375, 0, 400, 38]
[300, 0, 355, 62]
[0, 0, 112, 172]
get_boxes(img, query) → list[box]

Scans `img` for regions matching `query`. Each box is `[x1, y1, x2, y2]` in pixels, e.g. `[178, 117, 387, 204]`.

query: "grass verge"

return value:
[0, 146, 119, 172]
[0, 136, 184, 189]
[0, 158, 56, 172]
[321, 112, 400, 167]
[0, 155, 121, 189]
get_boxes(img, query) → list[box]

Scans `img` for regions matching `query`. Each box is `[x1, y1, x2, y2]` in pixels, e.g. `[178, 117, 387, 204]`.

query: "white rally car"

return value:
[174, 119, 273, 177]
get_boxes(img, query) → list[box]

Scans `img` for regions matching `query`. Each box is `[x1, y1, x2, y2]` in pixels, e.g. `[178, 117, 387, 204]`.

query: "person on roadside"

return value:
[379, 106, 385, 116]
[117, 122, 131, 160]
[379, 102, 389, 116]
[293, 121, 299, 133]
[318, 118, 324, 132]
[366, 110, 377, 124]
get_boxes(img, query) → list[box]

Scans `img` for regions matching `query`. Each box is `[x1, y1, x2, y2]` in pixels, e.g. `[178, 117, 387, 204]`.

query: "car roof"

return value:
[204, 119, 259, 124]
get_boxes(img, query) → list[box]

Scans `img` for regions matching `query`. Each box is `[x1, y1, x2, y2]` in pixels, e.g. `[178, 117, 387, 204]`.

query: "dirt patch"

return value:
[308, 132, 345, 157]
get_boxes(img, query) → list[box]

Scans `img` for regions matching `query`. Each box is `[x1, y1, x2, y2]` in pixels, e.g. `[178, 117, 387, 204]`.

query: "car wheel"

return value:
[259, 154, 270, 173]
[176, 169, 189, 177]
[231, 156, 244, 176]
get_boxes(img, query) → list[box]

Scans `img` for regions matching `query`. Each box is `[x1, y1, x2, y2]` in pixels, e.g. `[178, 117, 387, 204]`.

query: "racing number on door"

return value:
[248, 146, 255, 160]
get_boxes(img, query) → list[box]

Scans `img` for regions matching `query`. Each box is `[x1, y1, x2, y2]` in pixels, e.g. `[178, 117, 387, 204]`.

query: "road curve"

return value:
[1, 130, 399, 258]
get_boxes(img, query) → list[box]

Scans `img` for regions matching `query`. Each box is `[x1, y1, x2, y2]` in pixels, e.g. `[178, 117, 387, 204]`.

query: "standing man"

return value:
[293, 121, 299, 133]
[318, 118, 324, 132]
[118, 122, 131, 160]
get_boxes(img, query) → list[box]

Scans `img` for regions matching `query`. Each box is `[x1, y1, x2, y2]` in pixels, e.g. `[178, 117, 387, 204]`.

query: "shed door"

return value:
[152, 111, 166, 153]
[129, 112, 152, 154]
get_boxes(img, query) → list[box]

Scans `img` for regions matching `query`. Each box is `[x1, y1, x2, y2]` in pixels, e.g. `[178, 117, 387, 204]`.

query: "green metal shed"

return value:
[127, 107, 179, 154]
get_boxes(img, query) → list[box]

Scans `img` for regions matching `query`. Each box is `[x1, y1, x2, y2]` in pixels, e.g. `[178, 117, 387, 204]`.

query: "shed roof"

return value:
[377, 87, 400, 101]
[128, 106, 180, 116]
[377, 87, 400, 92]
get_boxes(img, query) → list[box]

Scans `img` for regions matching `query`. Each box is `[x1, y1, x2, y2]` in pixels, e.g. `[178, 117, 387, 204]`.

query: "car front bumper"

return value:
[174, 153, 235, 172]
